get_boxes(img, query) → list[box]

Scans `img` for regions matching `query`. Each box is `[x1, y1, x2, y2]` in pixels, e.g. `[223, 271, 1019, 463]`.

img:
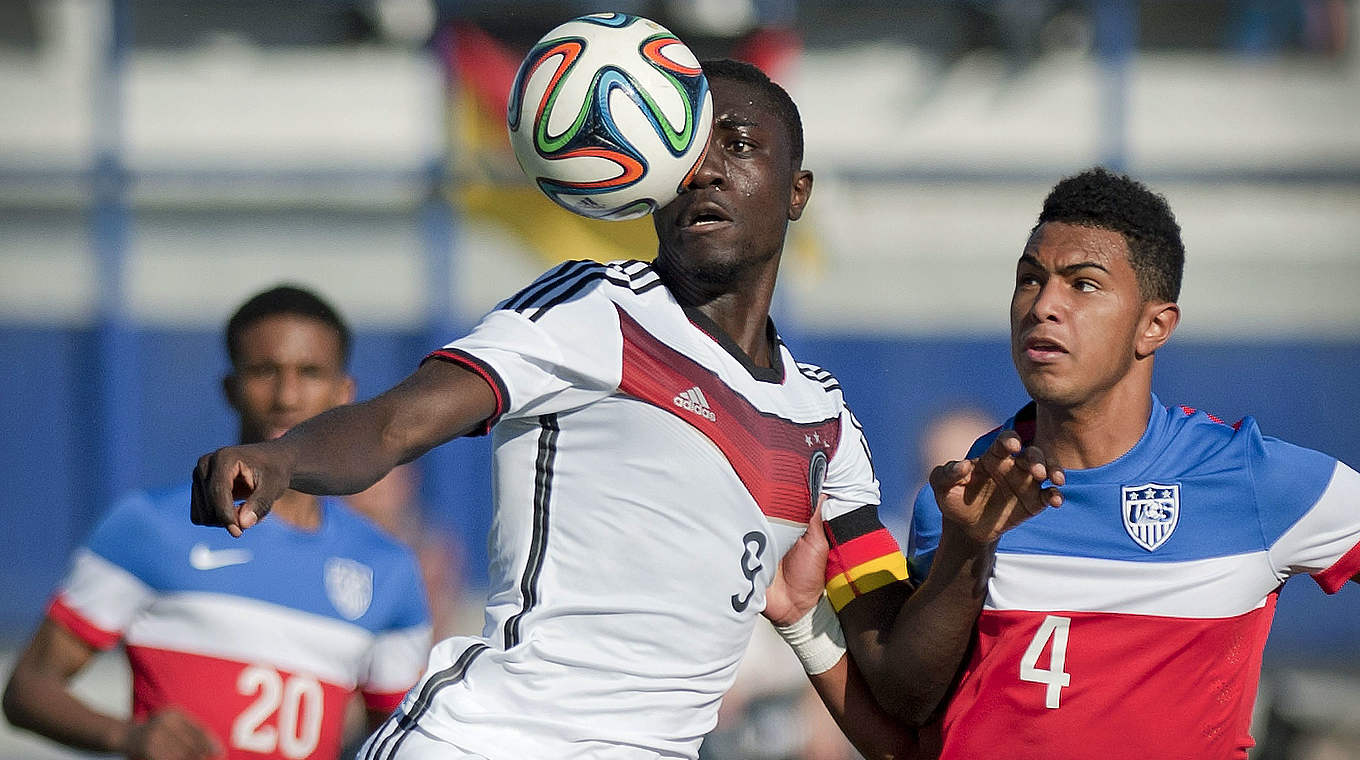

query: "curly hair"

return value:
[226, 285, 351, 368]
[1036, 167, 1184, 303]
[700, 58, 804, 169]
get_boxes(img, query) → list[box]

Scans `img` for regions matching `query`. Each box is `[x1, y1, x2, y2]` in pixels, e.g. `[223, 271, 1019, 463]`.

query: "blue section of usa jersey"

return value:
[910, 395, 1339, 575]
[84, 485, 428, 633]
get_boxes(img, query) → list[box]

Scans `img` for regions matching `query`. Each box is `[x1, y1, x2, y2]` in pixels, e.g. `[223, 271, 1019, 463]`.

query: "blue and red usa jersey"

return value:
[910, 395, 1360, 760]
[48, 486, 431, 760]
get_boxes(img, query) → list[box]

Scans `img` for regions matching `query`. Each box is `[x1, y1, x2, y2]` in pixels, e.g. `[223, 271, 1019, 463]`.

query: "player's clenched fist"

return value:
[929, 430, 1064, 546]
[121, 708, 222, 760]
[190, 443, 291, 538]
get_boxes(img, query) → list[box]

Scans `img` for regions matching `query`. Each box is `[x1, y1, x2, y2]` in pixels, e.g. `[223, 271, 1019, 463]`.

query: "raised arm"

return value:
[841, 431, 1063, 725]
[192, 358, 497, 535]
[770, 432, 1062, 728]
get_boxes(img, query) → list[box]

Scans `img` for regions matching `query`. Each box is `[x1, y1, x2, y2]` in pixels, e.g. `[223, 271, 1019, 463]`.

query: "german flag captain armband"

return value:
[823, 504, 911, 612]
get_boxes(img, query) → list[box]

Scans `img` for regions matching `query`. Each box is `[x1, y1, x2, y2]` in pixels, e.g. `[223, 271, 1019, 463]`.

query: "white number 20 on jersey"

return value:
[1019, 615, 1072, 709]
[232, 665, 324, 759]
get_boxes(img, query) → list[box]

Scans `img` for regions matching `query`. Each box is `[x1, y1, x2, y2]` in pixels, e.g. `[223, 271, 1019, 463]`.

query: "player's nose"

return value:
[272, 369, 304, 408]
[1029, 280, 1065, 322]
[685, 140, 724, 190]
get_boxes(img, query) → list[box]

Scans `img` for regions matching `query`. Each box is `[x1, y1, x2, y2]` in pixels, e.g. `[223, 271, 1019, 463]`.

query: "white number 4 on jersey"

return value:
[1019, 615, 1072, 709]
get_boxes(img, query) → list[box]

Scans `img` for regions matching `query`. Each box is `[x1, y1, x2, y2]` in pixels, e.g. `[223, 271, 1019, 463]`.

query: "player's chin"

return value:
[1019, 374, 1081, 407]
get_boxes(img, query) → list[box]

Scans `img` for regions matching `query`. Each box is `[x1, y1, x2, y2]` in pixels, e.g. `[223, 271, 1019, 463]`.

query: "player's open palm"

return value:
[123, 708, 223, 760]
[764, 498, 830, 627]
[931, 431, 1064, 546]
[191, 443, 291, 538]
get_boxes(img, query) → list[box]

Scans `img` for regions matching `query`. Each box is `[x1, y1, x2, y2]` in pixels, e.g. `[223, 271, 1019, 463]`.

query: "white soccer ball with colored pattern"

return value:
[507, 13, 713, 221]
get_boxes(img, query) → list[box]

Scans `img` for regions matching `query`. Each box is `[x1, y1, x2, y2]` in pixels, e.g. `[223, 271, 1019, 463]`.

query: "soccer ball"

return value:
[507, 13, 713, 221]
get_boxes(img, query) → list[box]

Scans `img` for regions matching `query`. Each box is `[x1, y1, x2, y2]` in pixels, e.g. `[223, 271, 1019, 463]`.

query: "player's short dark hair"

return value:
[226, 285, 351, 368]
[1036, 167, 1184, 303]
[700, 58, 804, 169]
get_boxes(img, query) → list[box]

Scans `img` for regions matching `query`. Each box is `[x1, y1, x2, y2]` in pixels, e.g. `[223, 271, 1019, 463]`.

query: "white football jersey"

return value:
[362, 260, 885, 760]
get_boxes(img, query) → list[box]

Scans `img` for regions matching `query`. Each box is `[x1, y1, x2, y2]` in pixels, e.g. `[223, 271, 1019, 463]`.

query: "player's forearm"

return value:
[2, 663, 129, 754]
[278, 395, 416, 495]
[284, 362, 494, 495]
[807, 656, 921, 760]
[841, 524, 992, 725]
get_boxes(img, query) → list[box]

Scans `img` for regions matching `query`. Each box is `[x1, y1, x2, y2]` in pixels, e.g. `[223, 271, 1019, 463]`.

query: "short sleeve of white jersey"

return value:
[440, 265, 624, 422]
[820, 405, 882, 521]
[818, 404, 907, 611]
[1249, 422, 1360, 592]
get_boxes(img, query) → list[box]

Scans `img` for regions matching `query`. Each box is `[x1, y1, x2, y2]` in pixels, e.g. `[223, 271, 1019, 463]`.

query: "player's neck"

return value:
[269, 490, 324, 532]
[699, 295, 776, 364]
[659, 258, 779, 366]
[1033, 387, 1153, 472]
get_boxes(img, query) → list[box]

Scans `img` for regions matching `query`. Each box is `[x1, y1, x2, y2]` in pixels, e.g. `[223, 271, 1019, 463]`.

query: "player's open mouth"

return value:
[1023, 336, 1068, 361]
[680, 202, 732, 228]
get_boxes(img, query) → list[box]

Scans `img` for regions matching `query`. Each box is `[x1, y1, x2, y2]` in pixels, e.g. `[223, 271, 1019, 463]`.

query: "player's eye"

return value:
[728, 138, 755, 154]
[1074, 279, 1099, 293]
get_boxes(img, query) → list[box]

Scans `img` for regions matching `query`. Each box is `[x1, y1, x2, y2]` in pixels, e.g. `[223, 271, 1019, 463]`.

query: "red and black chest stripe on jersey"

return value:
[616, 305, 838, 525]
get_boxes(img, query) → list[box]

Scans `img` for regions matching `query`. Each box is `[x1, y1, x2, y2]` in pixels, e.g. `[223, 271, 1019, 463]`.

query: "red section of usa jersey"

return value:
[48, 596, 121, 651]
[1315, 538, 1360, 594]
[362, 688, 406, 714]
[937, 598, 1278, 760]
[616, 305, 839, 524]
[127, 646, 353, 760]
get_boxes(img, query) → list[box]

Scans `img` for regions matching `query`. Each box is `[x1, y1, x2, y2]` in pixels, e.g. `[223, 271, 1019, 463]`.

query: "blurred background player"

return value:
[2, 285, 432, 760]
[344, 463, 467, 642]
[904, 168, 1360, 759]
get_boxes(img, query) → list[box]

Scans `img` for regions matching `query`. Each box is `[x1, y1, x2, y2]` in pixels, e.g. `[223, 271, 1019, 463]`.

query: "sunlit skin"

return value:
[224, 314, 355, 529]
[185, 70, 1075, 760]
[652, 76, 813, 367]
[1010, 221, 1180, 470]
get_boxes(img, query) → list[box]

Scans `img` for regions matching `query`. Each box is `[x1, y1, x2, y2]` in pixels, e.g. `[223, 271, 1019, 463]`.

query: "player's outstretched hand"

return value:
[122, 707, 223, 760]
[930, 430, 1064, 546]
[764, 498, 830, 627]
[191, 443, 291, 538]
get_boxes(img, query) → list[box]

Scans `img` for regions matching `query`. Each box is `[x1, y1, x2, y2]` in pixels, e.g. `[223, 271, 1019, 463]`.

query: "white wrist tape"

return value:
[773, 594, 847, 675]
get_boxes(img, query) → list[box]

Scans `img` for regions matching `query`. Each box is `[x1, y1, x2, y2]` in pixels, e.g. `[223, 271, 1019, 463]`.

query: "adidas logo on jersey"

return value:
[673, 386, 716, 422]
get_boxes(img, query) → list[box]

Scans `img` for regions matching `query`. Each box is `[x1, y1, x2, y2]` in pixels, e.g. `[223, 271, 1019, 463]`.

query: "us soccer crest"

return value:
[325, 557, 374, 620]
[1121, 483, 1180, 551]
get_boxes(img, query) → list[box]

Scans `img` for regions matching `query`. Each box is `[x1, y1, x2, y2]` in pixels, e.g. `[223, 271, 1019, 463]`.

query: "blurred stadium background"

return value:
[1, 1, 1358, 758]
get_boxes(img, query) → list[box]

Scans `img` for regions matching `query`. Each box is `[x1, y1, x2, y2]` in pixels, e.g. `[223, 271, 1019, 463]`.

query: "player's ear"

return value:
[337, 374, 357, 406]
[788, 169, 813, 221]
[222, 374, 242, 411]
[1135, 301, 1180, 358]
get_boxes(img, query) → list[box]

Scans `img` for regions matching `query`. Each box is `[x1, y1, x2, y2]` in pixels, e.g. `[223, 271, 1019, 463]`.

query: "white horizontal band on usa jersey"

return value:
[773, 593, 847, 675]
